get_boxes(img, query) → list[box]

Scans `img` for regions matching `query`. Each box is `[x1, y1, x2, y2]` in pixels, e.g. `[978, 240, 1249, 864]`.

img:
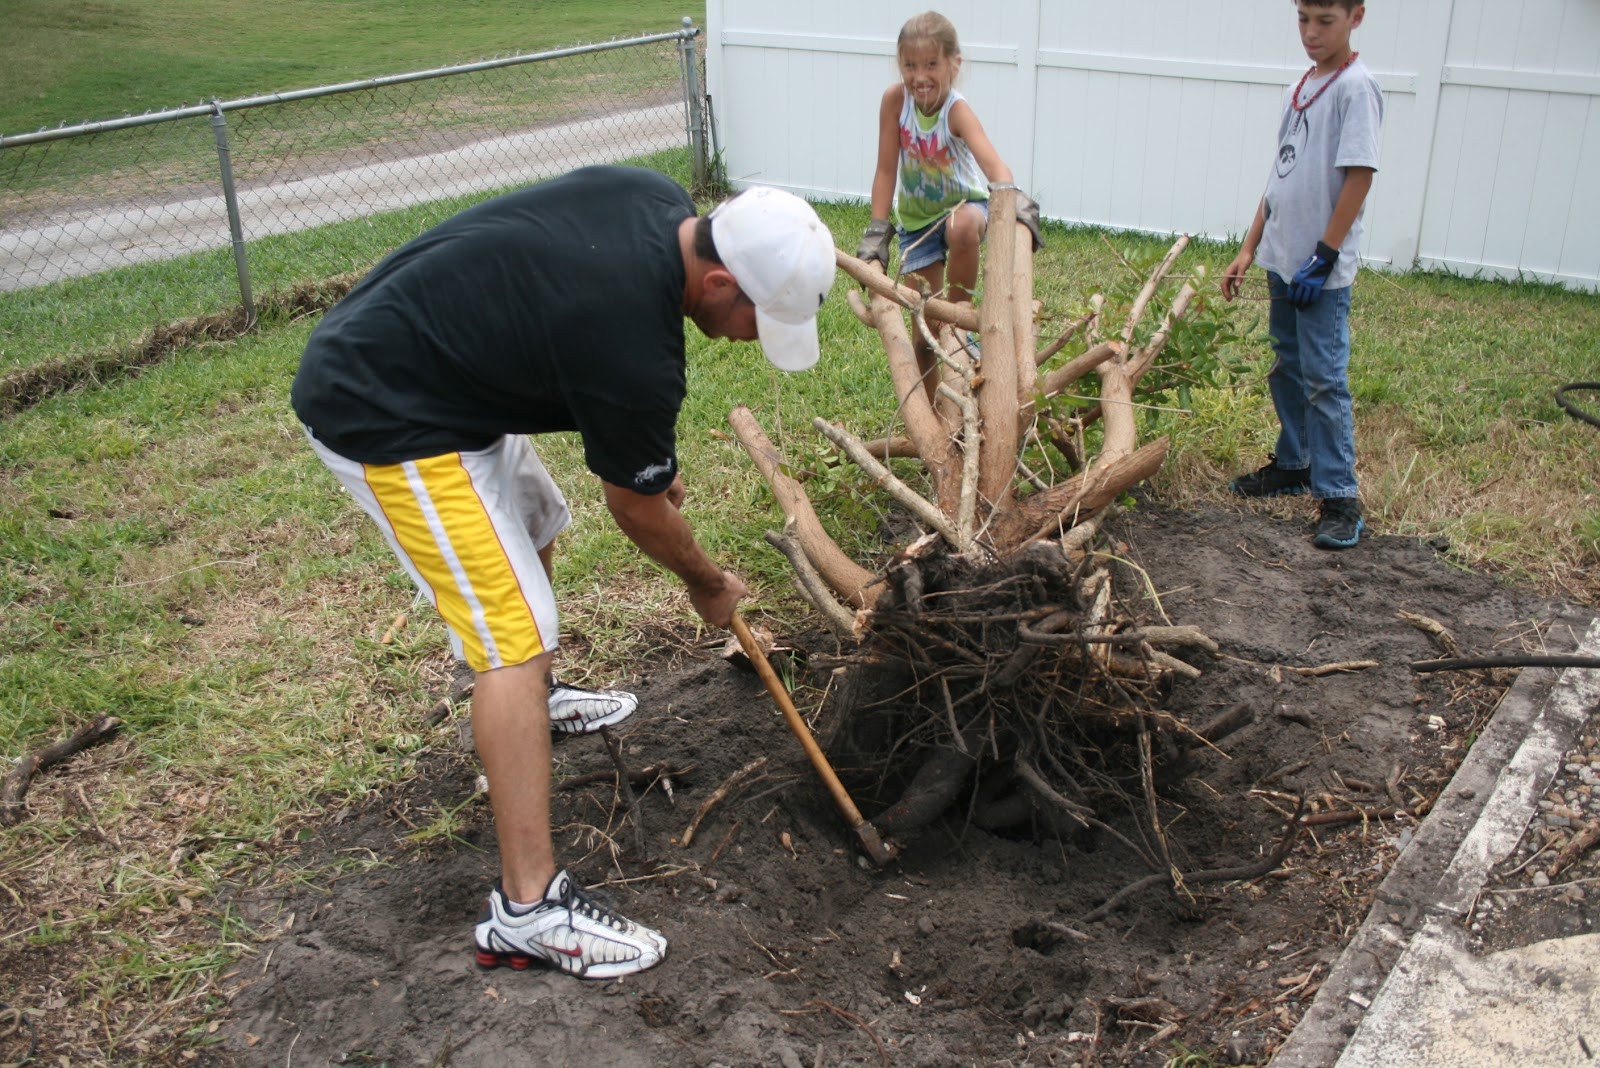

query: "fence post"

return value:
[209, 101, 255, 323]
[678, 17, 708, 188]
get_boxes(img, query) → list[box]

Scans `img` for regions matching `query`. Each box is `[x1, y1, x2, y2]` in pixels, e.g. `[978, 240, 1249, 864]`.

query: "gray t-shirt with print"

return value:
[1256, 56, 1383, 290]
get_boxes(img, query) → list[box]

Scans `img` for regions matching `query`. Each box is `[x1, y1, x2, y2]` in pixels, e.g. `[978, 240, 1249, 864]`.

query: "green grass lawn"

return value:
[2, 0, 707, 133]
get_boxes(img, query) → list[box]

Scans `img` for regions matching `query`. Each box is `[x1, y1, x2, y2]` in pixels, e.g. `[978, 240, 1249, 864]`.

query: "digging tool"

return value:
[729, 611, 896, 866]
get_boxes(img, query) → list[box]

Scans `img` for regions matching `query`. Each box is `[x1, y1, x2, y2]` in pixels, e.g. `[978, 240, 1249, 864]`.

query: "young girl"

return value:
[859, 11, 1038, 389]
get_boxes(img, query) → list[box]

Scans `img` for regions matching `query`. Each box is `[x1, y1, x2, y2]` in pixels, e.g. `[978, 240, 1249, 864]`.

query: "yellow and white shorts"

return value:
[305, 429, 571, 672]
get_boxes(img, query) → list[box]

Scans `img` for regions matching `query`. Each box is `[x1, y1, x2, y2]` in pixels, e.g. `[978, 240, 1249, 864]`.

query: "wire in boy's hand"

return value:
[858, 219, 893, 266]
[1289, 240, 1340, 307]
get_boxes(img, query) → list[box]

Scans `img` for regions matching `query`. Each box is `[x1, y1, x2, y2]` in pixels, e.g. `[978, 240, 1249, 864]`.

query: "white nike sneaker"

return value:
[547, 681, 638, 734]
[473, 870, 666, 979]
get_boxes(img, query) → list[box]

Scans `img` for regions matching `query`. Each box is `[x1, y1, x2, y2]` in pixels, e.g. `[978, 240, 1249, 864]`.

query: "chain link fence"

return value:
[0, 22, 712, 313]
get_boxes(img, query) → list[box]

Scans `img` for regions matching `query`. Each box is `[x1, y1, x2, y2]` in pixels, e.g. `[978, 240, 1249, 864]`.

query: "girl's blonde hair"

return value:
[897, 11, 961, 60]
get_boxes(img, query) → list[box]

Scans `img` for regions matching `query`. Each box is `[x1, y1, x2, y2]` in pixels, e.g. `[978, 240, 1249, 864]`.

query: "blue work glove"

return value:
[1288, 240, 1339, 308]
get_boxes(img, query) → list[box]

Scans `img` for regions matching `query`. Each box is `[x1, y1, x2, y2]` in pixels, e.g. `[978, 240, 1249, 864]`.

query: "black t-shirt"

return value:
[290, 166, 694, 495]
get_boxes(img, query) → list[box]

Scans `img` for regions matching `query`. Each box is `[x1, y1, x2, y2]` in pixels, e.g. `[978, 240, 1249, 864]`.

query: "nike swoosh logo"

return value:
[540, 942, 583, 957]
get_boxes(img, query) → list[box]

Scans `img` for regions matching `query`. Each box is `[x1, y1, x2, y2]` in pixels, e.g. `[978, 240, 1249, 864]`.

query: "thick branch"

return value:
[1010, 206, 1038, 410]
[813, 418, 961, 547]
[1126, 279, 1200, 380]
[860, 279, 960, 512]
[976, 185, 1021, 510]
[858, 436, 919, 459]
[1118, 235, 1190, 354]
[728, 405, 878, 608]
[1036, 340, 1121, 400]
[1035, 311, 1096, 367]
[1094, 359, 1140, 464]
[1, 716, 124, 827]
[991, 437, 1170, 550]
[835, 249, 979, 332]
[765, 528, 857, 640]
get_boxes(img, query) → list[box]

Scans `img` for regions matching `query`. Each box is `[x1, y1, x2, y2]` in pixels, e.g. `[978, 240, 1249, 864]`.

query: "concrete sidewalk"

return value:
[0, 103, 684, 291]
[1273, 613, 1600, 1067]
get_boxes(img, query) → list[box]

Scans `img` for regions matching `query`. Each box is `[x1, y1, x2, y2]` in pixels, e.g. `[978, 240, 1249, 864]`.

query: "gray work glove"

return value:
[857, 218, 892, 265]
[990, 183, 1045, 252]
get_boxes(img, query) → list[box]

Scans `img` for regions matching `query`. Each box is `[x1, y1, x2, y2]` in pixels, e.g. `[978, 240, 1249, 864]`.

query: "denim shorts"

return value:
[898, 201, 989, 274]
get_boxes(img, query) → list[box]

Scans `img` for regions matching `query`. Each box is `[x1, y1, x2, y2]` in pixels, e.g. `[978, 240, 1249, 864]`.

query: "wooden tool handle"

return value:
[730, 612, 866, 826]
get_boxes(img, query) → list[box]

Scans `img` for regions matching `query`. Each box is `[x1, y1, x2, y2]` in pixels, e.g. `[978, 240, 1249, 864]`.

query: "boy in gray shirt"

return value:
[1221, 0, 1382, 550]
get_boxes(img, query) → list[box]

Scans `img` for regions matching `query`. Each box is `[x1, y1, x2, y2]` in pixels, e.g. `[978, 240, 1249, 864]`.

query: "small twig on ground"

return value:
[781, 999, 890, 1068]
[1194, 702, 1253, 745]
[1300, 804, 1422, 827]
[1501, 840, 1556, 878]
[592, 865, 696, 889]
[681, 755, 768, 847]
[423, 680, 474, 727]
[1133, 1021, 1181, 1056]
[710, 821, 741, 863]
[1224, 653, 1380, 676]
[556, 761, 694, 792]
[1, 716, 124, 827]
[599, 727, 647, 859]
[1548, 820, 1600, 878]
[1493, 875, 1600, 895]
[1398, 610, 1464, 658]
[1283, 660, 1381, 676]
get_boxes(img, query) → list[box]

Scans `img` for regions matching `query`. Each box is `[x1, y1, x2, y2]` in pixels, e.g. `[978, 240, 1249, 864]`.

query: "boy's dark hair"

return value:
[1297, 0, 1364, 11]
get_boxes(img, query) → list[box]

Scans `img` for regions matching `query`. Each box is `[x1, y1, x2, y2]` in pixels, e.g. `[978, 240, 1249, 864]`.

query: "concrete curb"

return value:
[1271, 609, 1600, 1067]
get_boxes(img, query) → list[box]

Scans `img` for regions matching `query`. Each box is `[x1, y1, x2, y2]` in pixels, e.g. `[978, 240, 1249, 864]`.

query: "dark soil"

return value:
[212, 501, 1577, 1067]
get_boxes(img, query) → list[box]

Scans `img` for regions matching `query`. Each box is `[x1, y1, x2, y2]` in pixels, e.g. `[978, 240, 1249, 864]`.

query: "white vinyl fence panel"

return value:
[706, 0, 1600, 290]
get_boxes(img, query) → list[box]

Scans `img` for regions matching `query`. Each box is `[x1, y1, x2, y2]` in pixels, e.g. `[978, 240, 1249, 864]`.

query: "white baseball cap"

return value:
[709, 186, 836, 371]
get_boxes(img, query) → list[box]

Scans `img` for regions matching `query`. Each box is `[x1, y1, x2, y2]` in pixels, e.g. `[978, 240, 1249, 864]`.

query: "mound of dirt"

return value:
[213, 502, 1571, 1067]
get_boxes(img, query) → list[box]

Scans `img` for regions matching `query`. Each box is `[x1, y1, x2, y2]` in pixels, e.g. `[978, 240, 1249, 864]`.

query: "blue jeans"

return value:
[1265, 272, 1358, 500]
[898, 201, 989, 274]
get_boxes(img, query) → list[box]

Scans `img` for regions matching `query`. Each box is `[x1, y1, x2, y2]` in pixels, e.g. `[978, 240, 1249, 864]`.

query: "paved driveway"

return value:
[1, 103, 686, 291]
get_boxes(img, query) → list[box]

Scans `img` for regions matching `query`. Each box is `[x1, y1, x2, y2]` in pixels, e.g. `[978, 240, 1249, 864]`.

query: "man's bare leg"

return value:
[473, 653, 556, 904]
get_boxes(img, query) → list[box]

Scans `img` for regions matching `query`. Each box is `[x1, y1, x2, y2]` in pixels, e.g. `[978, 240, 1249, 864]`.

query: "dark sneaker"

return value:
[473, 871, 666, 979]
[547, 681, 637, 735]
[1229, 455, 1311, 498]
[1313, 498, 1364, 550]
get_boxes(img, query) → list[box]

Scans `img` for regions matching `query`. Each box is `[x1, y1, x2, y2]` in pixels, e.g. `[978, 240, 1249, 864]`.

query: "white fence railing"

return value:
[705, 0, 1600, 290]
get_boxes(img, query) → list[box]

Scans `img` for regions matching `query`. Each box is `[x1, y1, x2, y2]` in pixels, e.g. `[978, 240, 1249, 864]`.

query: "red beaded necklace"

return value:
[1292, 51, 1360, 112]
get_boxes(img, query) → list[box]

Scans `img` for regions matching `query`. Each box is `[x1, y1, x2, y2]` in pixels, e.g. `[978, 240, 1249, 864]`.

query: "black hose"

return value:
[1411, 654, 1600, 673]
[1555, 382, 1600, 429]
